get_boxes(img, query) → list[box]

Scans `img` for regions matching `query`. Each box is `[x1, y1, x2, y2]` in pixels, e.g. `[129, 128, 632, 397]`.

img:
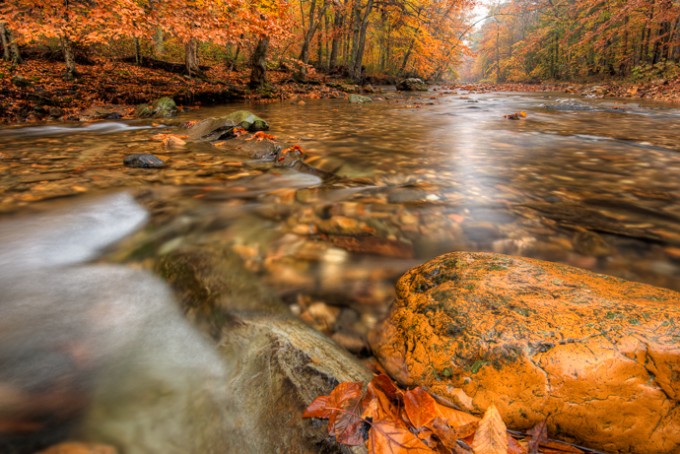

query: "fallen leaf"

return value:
[368, 417, 433, 454]
[431, 404, 479, 448]
[508, 435, 528, 454]
[404, 388, 437, 428]
[528, 420, 548, 454]
[246, 131, 277, 141]
[504, 111, 527, 120]
[303, 381, 365, 445]
[471, 404, 507, 454]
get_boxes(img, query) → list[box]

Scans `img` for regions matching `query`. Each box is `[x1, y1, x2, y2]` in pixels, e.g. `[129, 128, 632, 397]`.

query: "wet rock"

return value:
[572, 230, 611, 257]
[79, 105, 128, 121]
[135, 97, 177, 118]
[396, 78, 427, 92]
[156, 245, 372, 453]
[348, 94, 372, 104]
[369, 252, 680, 454]
[123, 154, 166, 169]
[213, 135, 281, 160]
[187, 111, 269, 141]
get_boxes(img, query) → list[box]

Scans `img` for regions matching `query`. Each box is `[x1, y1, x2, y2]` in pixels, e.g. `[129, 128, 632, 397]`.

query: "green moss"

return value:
[511, 306, 531, 317]
[432, 289, 455, 301]
[605, 311, 621, 320]
[469, 360, 488, 374]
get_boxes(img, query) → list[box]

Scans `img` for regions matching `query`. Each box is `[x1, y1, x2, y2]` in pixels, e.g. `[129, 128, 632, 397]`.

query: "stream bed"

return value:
[0, 89, 679, 452]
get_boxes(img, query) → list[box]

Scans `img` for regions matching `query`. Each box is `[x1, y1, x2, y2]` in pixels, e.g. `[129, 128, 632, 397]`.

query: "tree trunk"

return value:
[350, 0, 374, 80]
[316, 18, 323, 67]
[324, 12, 330, 69]
[154, 28, 164, 57]
[1, 22, 11, 61]
[60, 34, 77, 80]
[185, 39, 201, 76]
[1, 22, 22, 64]
[249, 38, 270, 89]
[329, 3, 344, 69]
[299, 0, 330, 64]
[134, 37, 143, 65]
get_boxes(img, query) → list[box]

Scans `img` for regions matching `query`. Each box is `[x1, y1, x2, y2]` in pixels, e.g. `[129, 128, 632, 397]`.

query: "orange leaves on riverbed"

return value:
[304, 374, 504, 454]
[305, 375, 589, 454]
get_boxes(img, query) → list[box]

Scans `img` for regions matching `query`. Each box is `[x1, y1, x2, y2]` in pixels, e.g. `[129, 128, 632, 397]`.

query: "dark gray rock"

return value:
[124, 154, 166, 169]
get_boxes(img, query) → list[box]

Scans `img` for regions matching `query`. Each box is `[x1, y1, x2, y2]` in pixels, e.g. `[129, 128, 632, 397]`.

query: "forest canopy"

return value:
[1, 0, 679, 98]
[467, 0, 680, 83]
[0, 0, 476, 82]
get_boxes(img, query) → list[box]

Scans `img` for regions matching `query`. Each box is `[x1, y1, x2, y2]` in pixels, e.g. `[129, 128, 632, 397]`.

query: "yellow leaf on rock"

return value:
[472, 404, 507, 454]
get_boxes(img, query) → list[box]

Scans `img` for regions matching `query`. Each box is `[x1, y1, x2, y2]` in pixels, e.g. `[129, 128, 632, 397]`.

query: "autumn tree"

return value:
[470, 0, 680, 82]
[0, 21, 22, 64]
[2, 0, 146, 79]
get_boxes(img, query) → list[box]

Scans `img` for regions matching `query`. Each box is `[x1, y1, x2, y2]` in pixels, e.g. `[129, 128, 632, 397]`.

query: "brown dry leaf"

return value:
[528, 420, 548, 454]
[368, 417, 433, 454]
[508, 435, 528, 454]
[430, 404, 479, 449]
[303, 381, 365, 445]
[538, 440, 584, 453]
[471, 404, 507, 454]
[404, 388, 438, 428]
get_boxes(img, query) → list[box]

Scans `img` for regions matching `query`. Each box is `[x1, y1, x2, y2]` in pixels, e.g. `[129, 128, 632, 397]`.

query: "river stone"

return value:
[187, 111, 269, 141]
[135, 97, 177, 118]
[123, 154, 165, 169]
[369, 251, 680, 454]
[396, 78, 427, 91]
[348, 94, 372, 104]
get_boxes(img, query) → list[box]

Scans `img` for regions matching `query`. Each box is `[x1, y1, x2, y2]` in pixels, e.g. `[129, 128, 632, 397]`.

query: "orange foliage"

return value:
[304, 374, 591, 454]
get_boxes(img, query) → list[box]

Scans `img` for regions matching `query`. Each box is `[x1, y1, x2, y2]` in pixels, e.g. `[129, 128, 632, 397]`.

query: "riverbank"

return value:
[0, 57, 358, 124]
[457, 79, 680, 104]
[1, 57, 679, 125]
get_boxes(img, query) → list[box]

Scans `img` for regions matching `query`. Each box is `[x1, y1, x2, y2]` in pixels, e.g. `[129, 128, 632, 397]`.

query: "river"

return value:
[0, 89, 679, 451]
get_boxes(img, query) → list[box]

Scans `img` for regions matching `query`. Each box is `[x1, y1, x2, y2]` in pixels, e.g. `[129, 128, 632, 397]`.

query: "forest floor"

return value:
[1, 56, 679, 124]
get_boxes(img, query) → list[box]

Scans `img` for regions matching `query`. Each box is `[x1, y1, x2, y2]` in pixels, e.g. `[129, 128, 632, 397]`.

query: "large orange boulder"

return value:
[369, 252, 680, 453]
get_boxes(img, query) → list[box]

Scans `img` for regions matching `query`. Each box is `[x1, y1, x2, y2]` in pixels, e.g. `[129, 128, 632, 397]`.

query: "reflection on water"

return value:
[0, 91, 678, 296]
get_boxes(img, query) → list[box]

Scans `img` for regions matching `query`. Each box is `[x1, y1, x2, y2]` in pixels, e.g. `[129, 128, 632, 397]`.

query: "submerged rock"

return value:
[156, 245, 372, 453]
[348, 94, 372, 104]
[123, 154, 165, 169]
[369, 251, 680, 454]
[135, 97, 177, 118]
[396, 78, 427, 92]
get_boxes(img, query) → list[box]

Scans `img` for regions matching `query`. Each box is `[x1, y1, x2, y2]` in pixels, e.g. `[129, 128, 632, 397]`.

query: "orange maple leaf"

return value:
[246, 131, 277, 141]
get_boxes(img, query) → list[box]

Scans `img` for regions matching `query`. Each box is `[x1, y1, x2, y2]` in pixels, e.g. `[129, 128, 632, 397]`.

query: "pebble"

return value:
[123, 154, 166, 169]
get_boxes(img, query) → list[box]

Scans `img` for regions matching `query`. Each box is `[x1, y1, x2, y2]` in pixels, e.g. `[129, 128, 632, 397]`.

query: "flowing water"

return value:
[0, 90, 679, 451]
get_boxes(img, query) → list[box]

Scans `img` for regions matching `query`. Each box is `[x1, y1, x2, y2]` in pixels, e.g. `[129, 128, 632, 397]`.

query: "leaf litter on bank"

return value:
[304, 374, 593, 454]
